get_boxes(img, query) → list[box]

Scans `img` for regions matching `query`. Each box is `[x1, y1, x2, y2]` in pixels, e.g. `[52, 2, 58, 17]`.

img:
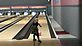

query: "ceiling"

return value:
[0, 0, 49, 6]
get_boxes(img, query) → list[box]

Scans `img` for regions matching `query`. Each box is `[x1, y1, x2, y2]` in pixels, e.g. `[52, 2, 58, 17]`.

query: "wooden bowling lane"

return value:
[0, 15, 61, 46]
[0, 15, 32, 40]
[0, 38, 61, 46]
[28, 16, 51, 40]
[0, 16, 21, 28]
[0, 17, 7, 21]
[28, 16, 51, 39]
[0, 15, 15, 21]
[27, 15, 61, 46]
[38, 16, 51, 39]
[0, 15, 13, 18]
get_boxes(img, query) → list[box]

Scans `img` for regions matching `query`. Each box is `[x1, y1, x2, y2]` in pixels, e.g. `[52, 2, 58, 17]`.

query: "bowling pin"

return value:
[40, 12, 42, 15]
[8, 12, 11, 16]
[16, 12, 20, 16]
[0, 13, 2, 15]
[32, 12, 36, 16]
[43, 12, 45, 15]
[24, 12, 28, 16]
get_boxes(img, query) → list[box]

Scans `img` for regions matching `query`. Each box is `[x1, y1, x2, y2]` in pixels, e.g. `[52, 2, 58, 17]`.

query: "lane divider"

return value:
[46, 15, 58, 38]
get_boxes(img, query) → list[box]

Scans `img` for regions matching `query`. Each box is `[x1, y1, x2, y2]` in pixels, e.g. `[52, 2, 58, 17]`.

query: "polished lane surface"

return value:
[27, 15, 61, 46]
[0, 15, 32, 40]
[0, 15, 15, 21]
[0, 15, 61, 46]
[28, 15, 51, 40]
[0, 16, 22, 28]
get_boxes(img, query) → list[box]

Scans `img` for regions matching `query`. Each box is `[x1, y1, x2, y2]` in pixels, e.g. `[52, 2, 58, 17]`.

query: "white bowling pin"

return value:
[0, 13, 2, 15]
[8, 12, 11, 16]
[24, 12, 28, 16]
[40, 12, 42, 15]
[32, 12, 36, 16]
[16, 12, 20, 16]
[43, 12, 45, 15]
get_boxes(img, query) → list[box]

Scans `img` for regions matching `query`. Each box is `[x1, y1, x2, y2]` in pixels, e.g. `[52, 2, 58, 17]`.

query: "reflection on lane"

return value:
[28, 15, 51, 40]
[0, 15, 32, 39]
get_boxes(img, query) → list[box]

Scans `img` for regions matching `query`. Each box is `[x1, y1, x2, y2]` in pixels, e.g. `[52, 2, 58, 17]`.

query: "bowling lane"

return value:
[0, 15, 32, 40]
[0, 15, 15, 21]
[28, 15, 51, 40]
[27, 15, 61, 46]
[0, 15, 61, 46]
[0, 16, 6, 20]
[38, 16, 51, 39]
[0, 16, 21, 28]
